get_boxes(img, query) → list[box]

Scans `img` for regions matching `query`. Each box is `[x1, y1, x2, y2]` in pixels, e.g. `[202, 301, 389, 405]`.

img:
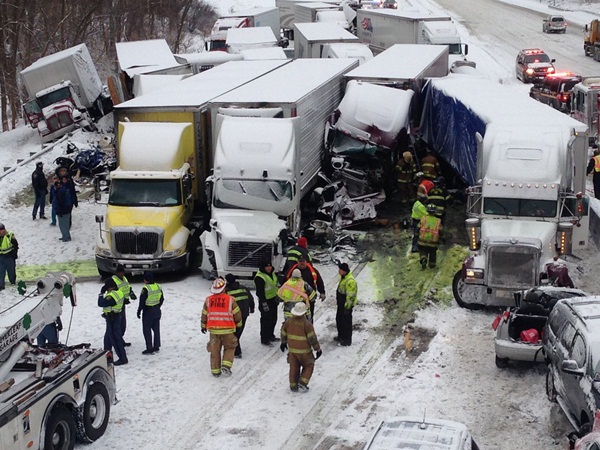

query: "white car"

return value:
[543, 15, 567, 33]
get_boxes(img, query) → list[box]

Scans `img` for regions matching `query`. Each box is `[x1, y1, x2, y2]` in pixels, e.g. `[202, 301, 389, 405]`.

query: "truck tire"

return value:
[44, 405, 76, 450]
[78, 383, 110, 442]
[545, 367, 557, 402]
[452, 270, 483, 310]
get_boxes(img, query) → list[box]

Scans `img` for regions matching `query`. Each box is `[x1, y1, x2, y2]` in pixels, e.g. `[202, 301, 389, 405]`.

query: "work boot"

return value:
[261, 341, 273, 347]
[153, 347, 160, 353]
[298, 383, 309, 392]
[420, 257, 427, 270]
[234, 352, 242, 359]
[124, 342, 132, 347]
[114, 359, 128, 366]
[142, 349, 155, 355]
[221, 367, 232, 376]
[290, 385, 299, 392]
[270, 336, 281, 342]
[213, 372, 221, 378]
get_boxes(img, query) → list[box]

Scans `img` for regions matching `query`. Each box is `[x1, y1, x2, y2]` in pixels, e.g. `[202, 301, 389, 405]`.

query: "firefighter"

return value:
[428, 176, 451, 223]
[280, 302, 322, 392]
[137, 271, 164, 355]
[201, 277, 242, 377]
[285, 256, 325, 320]
[420, 149, 441, 180]
[112, 264, 137, 347]
[410, 193, 428, 253]
[278, 269, 313, 321]
[0, 223, 18, 291]
[335, 262, 358, 347]
[254, 260, 280, 346]
[98, 278, 128, 366]
[283, 236, 312, 274]
[395, 151, 417, 205]
[418, 204, 443, 269]
[225, 273, 255, 358]
[587, 146, 600, 199]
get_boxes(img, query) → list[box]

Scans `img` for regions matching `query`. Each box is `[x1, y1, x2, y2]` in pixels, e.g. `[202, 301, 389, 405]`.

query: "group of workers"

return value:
[201, 237, 358, 392]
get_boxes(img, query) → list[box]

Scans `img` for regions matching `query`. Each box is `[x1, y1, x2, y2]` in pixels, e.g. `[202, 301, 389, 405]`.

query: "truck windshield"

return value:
[448, 43, 463, 55]
[214, 179, 293, 208]
[483, 197, 557, 218]
[109, 179, 181, 207]
[332, 132, 380, 156]
[38, 86, 72, 108]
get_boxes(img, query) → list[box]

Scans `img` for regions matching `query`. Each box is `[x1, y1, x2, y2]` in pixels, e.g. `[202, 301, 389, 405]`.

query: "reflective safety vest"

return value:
[205, 293, 237, 330]
[337, 272, 358, 309]
[278, 278, 310, 318]
[418, 215, 442, 247]
[421, 155, 439, 179]
[286, 263, 318, 288]
[254, 271, 278, 300]
[228, 287, 250, 302]
[103, 289, 125, 314]
[594, 155, 600, 172]
[411, 200, 427, 220]
[112, 275, 131, 299]
[142, 283, 163, 306]
[286, 246, 312, 264]
[0, 232, 14, 255]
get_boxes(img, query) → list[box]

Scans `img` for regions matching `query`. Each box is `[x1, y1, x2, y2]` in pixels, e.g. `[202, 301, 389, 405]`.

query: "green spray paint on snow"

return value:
[16, 260, 98, 283]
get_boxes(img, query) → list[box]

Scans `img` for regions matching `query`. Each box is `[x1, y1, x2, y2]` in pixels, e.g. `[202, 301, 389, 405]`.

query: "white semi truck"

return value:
[356, 9, 471, 69]
[293, 2, 349, 29]
[294, 22, 359, 59]
[21, 44, 110, 143]
[419, 74, 589, 308]
[200, 58, 358, 282]
[571, 77, 600, 144]
[0, 273, 116, 449]
[276, 0, 340, 39]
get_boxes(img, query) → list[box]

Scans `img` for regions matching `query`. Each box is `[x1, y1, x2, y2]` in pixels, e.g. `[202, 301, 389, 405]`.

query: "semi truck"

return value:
[293, 2, 349, 29]
[419, 74, 589, 308]
[356, 9, 471, 69]
[584, 19, 600, 60]
[200, 58, 358, 283]
[276, 0, 340, 39]
[226, 27, 279, 54]
[207, 7, 281, 52]
[0, 273, 116, 449]
[294, 22, 359, 59]
[570, 77, 600, 143]
[96, 60, 287, 277]
[20, 44, 110, 143]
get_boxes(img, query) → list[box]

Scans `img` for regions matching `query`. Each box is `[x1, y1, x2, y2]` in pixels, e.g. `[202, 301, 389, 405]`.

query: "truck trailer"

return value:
[201, 58, 358, 282]
[96, 60, 288, 277]
[294, 22, 359, 59]
[293, 2, 349, 29]
[419, 74, 589, 308]
[276, 0, 340, 39]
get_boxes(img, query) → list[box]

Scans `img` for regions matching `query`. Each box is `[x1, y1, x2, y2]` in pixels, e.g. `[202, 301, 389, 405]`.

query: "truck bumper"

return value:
[95, 254, 188, 275]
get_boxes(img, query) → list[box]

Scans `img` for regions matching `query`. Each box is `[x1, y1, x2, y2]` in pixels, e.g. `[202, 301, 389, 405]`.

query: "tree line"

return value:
[0, 0, 217, 131]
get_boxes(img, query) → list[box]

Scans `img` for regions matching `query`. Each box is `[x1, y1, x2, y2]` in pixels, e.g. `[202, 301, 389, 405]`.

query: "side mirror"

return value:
[551, 59, 556, 63]
[95, 215, 104, 223]
[561, 359, 585, 377]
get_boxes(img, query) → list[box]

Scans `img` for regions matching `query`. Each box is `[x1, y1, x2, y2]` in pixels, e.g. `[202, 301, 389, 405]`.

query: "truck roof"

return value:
[346, 44, 448, 81]
[211, 58, 356, 104]
[226, 27, 278, 46]
[132, 74, 188, 97]
[115, 60, 288, 110]
[116, 39, 180, 77]
[21, 44, 89, 74]
[359, 8, 452, 21]
[294, 22, 358, 42]
[240, 47, 287, 60]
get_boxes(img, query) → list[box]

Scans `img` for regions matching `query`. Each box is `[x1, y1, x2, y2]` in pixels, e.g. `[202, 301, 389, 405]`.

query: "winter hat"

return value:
[297, 236, 308, 248]
[211, 277, 227, 294]
[225, 273, 236, 284]
[143, 271, 154, 282]
[291, 269, 302, 278]
[402, 151, 412, 162]
[291, 302, 308, 316]
[104, 278, 117, 290]
[36, 161, 44, 167]
[0, 223, 4, 230]
[338, 262, 350, 273]
[116, 264, 125, 273]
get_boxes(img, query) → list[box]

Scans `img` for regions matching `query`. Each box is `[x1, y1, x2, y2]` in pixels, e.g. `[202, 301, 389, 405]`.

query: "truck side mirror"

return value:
[95, 215, 104, 223]
[464, 44, 468, 56]
[585, 24, 589, 32]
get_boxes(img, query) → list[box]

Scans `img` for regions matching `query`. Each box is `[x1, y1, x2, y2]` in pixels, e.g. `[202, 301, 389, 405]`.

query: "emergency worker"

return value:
[395, 151, 417, 204]
[225, 273, 255, 358]
[283, 236, 312, 274]
[137, 272, 164, 355]
[410, 194, 428, 253]
[280, 302, 322, 392]
[335, 262, 358, 347]
[254, 260, 280, 346]
[201, 278, 242, 377]
[420, 150, 441, 180]
[418, 204, 443, 269]
[285, 257, 324, 319]
[112, 264, 137, 346]
[0, 223, 18, 291]
[587, 147, 600, 199]
[278, 269, 313, 321]
[98, 278, 128, 365]
[427, 176, 451, 222]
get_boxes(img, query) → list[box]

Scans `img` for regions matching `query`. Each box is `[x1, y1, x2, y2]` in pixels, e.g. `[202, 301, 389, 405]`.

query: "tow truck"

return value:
[0, 273, 116, 450]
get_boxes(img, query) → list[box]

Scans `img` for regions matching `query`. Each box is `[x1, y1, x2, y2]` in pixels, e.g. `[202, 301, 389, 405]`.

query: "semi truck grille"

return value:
[114, 231, 160, 255]
[487, 246, 538, 289]
[228, 241, 272, 268]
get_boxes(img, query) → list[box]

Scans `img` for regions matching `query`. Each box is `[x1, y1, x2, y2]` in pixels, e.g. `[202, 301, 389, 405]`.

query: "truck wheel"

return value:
[44, 405, 76, 450]
[495, 355, 509, 368]
[452, 270, 482, 310]
[546, 367, 557, 402]
[81, 383, 110, 442]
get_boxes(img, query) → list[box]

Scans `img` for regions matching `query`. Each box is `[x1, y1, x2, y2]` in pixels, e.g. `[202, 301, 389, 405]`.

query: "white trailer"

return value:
[208, 7, 281, 52]
[226, 27, 279, 54]
[201, 58, 358, 282]
[276, 0, 339, 38]
[293, 2, 342, 26]
[294, 22, 359, 59]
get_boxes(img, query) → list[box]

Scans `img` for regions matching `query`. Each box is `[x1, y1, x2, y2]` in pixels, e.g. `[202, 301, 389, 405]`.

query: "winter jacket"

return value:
[226, 282, 255, 317]
[31, 167, 48, 193]
[56, 183, 74, 216]
[337, 272, 358, 309]
[281, 315, 321, 355]
[0, 232, 18, 259]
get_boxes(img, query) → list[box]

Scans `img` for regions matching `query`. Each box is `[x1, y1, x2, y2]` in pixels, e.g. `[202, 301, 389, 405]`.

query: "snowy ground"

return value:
[2, 0, 600, 449]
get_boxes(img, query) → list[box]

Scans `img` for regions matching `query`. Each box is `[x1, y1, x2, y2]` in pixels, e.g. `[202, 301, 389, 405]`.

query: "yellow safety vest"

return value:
[112, 275, 131, 299]
[254, 271, 278, 300]
[418, 215, 442, 247]
[594, 155, 600, 172]
[103, 289, 125, 314]
[411, 201, 427, 220]
[0, 232, 14, 255]
[337, 272, 358, 309]
[142, 283, 162, 307]
[278, 279, 309, 318]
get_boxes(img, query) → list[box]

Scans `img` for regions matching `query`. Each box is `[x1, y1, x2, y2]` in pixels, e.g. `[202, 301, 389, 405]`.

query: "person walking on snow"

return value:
[280, 302, 322, 392]
[137, 271, 163, 355]
[335, 262, 358, 347]
[225, 273, 255, 358]
[254, 260, 280, 346]
[48, 176, 60, 226]
[0, 223, 18, 291]
[31, 161, 48, 220]
[201, 277, 242, 377]
[587, 146, 600, 199]
[410, 194, 428, 253]
[418, 204, 443, 269]
[278, 269, 313, 321]
[56, 176, 74, 242]
[113, 264, 137, 347]
[98, 278, 128, 366]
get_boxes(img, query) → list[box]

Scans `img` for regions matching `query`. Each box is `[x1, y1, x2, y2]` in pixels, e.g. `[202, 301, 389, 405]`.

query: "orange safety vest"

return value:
[205, 293, 236, 330]
[286, 263, 318, 287]
[594, 155, 600, 172]
[418, 215, 441, 247]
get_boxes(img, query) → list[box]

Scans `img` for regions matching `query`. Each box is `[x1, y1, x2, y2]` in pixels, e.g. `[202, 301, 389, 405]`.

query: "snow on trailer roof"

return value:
[294, 22, 358, 41]
[359, 8, 451, 21]
[226, 27, 278, 46]
[212, 58, 357, 104]
[115, 60, 288, 110]
[345, 44, 447, 81]
[21, 44, 89, 73]
[116, 39, 179, 76]
[221, 6, 276, 17]
[240, 47, 287, 60]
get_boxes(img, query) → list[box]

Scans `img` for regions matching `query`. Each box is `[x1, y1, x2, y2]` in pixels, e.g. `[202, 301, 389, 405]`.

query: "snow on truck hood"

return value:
[106, 205, 183, 228]
[481, 219, 557, 244]
[212, 209, 286, 240]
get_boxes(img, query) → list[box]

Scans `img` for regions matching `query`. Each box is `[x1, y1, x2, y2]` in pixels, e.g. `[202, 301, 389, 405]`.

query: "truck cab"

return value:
[419, 21, 470, 68]
[207, 17, 250, 51]
[571, 77, 600, 143]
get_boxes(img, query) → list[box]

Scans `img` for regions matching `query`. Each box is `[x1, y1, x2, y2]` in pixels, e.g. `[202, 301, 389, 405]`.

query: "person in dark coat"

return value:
[31, 161, 48, 220]
[283, 236, 312, 274]
[56, 176, 75, 241]
[98, 278, 128, 365]
[48, 176, 59, 226]
[137, 271, 164, 354]
[225, 273, 255, 358]
[37, 317, 63, 346]
[0, 223, 18, 291]
[587, 147, 600, 199]
[254, 260, 280, 346]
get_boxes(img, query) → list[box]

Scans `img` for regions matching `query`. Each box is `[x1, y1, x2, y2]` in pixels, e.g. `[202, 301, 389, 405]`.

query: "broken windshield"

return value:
[109, 179, 181, 207]
[332, 132, 379, 156]
[214, 179, 293, 209]
[38, 86, 72, 108]
[483, 197, 557, 218]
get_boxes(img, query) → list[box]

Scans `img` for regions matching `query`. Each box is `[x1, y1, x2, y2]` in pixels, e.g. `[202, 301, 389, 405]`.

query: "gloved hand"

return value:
[315, 349, 322, 360]
[261, 302, 269, 312]
[280, 342, 287, 352]
[201, 328, 207, 334]
[130, 292, 137, 300]
[136, 310, 141, 319]
[319, 292, 326, 301]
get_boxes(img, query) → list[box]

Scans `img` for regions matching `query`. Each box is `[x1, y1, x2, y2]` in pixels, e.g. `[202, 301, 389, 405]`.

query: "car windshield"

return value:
[109, 179, 181, 207]
[524, 53, 550, 64]
[483, 197, 557, 218]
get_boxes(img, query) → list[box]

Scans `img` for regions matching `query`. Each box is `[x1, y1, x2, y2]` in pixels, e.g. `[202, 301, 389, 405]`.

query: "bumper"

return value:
[494, 339, 544, 362]
[96, 254, 188, 275]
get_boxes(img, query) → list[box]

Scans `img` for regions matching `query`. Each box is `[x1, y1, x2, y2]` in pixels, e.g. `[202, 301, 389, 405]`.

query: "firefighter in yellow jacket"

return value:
[201, 277, 242, 377]
[418, 204, 443, 270]
[280, 302, 322, 392]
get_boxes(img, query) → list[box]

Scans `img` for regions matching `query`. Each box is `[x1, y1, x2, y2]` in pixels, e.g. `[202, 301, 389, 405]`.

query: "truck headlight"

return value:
[162, 244, 186, 258]
[96, 246, 113, 257]
[465, 268, 484, 280]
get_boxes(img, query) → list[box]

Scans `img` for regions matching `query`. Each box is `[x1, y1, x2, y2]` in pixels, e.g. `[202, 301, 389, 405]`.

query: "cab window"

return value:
[560, 322, 576, 348]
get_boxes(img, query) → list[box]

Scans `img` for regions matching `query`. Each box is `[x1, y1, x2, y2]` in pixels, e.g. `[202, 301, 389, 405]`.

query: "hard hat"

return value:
[415, 171, 424, 179]
[291, 302, 308, 316]
[211, 277, 226, 294]
[291, 269, 302, 278]
[402, 151, 412, 162]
